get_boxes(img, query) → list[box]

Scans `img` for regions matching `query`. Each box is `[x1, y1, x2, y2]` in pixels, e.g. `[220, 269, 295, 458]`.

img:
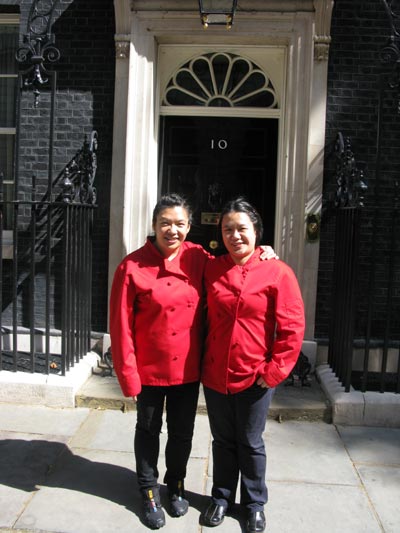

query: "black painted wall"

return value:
[315, 0, 400, 342]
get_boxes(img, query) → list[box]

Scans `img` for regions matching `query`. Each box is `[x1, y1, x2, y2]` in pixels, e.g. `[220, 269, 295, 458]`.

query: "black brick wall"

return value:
[315, 0, 400, 342]
[52, 0, 115, 332]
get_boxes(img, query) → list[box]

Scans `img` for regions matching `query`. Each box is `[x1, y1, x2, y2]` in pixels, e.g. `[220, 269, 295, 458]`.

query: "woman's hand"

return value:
[256, 376, 269, 388]
[260, 245, 278, 261]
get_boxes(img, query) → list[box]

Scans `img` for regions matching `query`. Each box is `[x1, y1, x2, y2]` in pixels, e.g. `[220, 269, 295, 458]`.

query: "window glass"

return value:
[163, 52, 278, 109]
[0, 22, 19, 230]
[0, 25, 18, 74]
[0, 78, 17, 127]
[0, 135, 14, 181]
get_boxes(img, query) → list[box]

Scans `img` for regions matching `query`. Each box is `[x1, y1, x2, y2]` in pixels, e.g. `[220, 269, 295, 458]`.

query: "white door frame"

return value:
[110, 0, 334, 342]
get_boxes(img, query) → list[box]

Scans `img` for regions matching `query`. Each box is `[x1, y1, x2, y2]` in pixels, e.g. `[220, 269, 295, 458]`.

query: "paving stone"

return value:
[69, 409, 135, 452]
[356, 465, 400, 533]
[336, 426, 400, 465]
[0, 404, 90, 437]
[265, 420, 359, 485]
[266, 482, 382, 533]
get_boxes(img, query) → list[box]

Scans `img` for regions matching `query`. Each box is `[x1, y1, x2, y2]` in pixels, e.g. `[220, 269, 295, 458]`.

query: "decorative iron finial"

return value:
[334, 133, 368, 208]
[59, 132, 98, 205]
[78, 131, 98, 205]
[15, 0, 61, 108]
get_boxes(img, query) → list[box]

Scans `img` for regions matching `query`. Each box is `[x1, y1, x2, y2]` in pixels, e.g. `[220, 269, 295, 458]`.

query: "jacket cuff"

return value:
[260, 361, 292, 388]
[119, 374, 142, 397]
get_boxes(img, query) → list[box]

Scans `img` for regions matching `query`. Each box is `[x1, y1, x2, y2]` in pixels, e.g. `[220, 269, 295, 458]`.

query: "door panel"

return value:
[159, 116, 278, 254]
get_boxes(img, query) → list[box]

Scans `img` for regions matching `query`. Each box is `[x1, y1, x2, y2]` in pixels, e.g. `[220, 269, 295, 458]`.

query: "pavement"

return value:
[0, 380, 400, 533]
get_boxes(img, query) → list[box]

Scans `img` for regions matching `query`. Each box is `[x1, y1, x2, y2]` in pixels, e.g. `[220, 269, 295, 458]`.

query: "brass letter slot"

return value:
[201, 212, 220, 225]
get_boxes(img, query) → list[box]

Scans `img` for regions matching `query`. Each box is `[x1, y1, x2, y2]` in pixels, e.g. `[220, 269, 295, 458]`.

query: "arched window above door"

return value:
[162, 52, 278, 108]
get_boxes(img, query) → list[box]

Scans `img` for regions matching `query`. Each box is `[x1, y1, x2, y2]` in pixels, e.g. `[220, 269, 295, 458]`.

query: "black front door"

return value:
[159, 116, 278, 254]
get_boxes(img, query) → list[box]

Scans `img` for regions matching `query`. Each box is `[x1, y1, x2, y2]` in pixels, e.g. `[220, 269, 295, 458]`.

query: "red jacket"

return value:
[201, 249, 305, 394]
[109, 239, 210, 397]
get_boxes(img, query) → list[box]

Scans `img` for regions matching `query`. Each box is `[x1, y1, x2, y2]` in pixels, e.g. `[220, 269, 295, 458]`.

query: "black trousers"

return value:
[204, 383, 274, 511]
[134, 381, 200, 490]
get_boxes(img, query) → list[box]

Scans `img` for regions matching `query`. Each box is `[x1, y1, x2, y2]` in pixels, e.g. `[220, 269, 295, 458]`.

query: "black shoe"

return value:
[168, 480, 189, 517]
[202, 502, 227, 527]
[141, 487, 166, 529]
[246, 510, 266, 533]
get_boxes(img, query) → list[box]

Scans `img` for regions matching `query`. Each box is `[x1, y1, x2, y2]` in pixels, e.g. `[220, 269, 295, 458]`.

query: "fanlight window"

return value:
[163, 52, 278, 108]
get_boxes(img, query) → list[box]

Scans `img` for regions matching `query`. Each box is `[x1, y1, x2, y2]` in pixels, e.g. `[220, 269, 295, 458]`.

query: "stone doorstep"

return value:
[316, 364, 400, 428]
[86, 336, 329, 421]
[74, 395, 332, 423]
[75, 371, 332, 423]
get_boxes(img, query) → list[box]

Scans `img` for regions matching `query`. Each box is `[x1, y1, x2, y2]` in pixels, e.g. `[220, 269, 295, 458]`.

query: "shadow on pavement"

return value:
[0, 439, 136, 516]
[0, 438, 212, 527]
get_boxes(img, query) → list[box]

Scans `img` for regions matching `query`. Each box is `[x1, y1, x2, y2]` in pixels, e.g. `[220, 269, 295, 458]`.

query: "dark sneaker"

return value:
[168, 479, 189, 517]
[141, 487, 166, 529]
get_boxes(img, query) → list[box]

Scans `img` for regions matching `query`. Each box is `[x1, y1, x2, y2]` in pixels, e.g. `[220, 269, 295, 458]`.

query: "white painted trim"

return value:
[0, 14, 19, 24]
[109, 4, 160, 298]
[159, 106, 281, 118]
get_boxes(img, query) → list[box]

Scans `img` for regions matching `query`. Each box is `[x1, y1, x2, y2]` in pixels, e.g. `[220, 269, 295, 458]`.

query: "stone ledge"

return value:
[316, 364, 400, 427]
[76, 371, 331, 421]
[0, 352, 100, 408]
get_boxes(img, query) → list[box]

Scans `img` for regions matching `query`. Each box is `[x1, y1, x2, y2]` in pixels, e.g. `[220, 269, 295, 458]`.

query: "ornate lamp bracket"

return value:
[15, 0, 61, 107]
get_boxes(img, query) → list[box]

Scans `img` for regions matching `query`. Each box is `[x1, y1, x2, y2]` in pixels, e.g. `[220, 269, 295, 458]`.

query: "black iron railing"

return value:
[0, 132, 97, 375]
[357, 202, 400, 393]
[327, 133, 400, 393]
[328, 206, 360, 392]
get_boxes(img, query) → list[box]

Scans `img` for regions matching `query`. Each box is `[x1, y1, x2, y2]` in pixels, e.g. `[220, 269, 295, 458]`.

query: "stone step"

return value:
[75, 371, 332, 423]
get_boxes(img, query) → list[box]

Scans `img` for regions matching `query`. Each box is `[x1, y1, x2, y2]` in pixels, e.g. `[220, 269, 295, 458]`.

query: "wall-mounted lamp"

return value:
[306, 214, 321, 242]
[198, 0, 238, 29]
